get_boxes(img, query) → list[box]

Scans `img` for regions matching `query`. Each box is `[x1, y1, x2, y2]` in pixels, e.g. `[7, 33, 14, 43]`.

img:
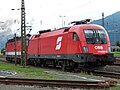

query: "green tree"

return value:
[1, 48, 5, 55]
[116, 41, 120, 47]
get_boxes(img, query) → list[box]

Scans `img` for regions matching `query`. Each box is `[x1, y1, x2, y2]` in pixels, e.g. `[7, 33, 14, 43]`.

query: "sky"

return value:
[0, 0, 120, 34]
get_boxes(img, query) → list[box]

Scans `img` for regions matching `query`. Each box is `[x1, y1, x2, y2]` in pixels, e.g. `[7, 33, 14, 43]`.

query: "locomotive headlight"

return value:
[108, 46, 111, 53]
[83, 46, 88, 53]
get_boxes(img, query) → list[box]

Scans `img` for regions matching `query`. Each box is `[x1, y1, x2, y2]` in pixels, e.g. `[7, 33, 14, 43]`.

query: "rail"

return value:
[0, 77, 113, 89]
[92, 70, 120, 79]
[114, 57, 120, 66]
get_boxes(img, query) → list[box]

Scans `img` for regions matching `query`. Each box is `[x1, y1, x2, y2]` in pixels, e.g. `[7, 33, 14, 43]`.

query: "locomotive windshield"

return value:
[84, 29, 107, 44]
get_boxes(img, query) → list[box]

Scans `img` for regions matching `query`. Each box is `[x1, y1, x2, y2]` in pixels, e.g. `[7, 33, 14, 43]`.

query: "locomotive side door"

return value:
[67, 32, 80, 54]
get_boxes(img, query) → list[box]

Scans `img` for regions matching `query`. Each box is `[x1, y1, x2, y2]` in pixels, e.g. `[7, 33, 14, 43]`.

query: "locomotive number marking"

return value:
[94, 46, 103, 50]
[55, 36, 63, 50]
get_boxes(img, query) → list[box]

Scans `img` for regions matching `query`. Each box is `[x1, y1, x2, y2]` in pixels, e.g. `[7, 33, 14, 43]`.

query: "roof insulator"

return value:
[39, 29, 51, 34]
[69, 19, 92, 25]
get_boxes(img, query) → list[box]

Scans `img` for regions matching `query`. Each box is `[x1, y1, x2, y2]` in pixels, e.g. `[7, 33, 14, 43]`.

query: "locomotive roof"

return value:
[31, 24, 104, 39]
[7, 37, 21, 43]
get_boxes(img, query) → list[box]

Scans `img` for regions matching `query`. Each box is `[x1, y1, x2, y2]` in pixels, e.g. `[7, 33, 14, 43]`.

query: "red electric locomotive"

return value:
[5, 19, 114, 70]
[5, 37, 21, 62]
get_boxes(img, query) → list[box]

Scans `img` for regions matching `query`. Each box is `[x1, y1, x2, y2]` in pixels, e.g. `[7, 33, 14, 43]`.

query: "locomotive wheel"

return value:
[40, 61, 46, 67]
[73, 63, 79, 72]
[33, 60, 38, 66]
[62, 65, 66, 71]
[62, 61, 67, 71]
[41, 63, 44, 67]
[53, 60, 56, 68]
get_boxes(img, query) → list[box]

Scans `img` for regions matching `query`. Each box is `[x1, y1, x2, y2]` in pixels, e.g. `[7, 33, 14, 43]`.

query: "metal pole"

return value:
[60, 16, 66, 27]
[102, 12, 104, 27]
[14, 33, 17, 66]
[61, 17, 63, 27]
[21, 0, 27, 67]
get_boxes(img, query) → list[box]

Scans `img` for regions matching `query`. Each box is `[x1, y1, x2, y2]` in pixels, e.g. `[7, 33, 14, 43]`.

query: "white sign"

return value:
[55, 36, 63, 50]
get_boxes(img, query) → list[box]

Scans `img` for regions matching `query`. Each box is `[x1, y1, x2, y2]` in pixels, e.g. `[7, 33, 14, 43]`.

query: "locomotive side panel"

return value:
[39, 34, 68, 54]
[6, 42, 15, 56]
[28, 38, 39, 54]
[6, 40, 21, 61]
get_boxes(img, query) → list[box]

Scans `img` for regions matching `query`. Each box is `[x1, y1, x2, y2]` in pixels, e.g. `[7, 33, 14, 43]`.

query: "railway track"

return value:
[113, 63, 120, 66]
[79, 66, 120, 82]
[0, 77, 115, 89]
[113, 57, 120, 66]
[92, 70, 120, 79]
[85, 57, 120, 79]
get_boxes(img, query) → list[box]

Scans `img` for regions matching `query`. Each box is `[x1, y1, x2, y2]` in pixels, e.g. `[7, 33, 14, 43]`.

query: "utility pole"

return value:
[102, 12, 104, 27]
[14, 33, 17, 66]
[59, 15, 66, 27]
[21, 0, 27, 67]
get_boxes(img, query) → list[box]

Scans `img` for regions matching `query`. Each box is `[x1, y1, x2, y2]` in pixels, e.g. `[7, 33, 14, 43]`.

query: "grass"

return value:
[0, 61, 87, 80]
[0, 61, 101, 81]
[0, 61, 85, 81]
[111, 85, 120, 90]
[0, 62, 56, 79]
[112, 52, 120, 57]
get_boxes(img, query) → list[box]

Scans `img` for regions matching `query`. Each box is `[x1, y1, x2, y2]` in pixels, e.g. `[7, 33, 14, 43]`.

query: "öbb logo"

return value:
[55, 36, 63, 50]
[94, 46, 103, 50]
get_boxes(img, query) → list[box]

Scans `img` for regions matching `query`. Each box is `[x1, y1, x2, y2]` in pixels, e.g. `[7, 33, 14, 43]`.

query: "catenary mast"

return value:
[21, 0, 27, 67]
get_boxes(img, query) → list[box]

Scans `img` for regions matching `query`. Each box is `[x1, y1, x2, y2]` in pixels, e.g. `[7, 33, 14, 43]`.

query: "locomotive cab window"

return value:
[72, 33, 80, 41]
[84, 29, 107, 44]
